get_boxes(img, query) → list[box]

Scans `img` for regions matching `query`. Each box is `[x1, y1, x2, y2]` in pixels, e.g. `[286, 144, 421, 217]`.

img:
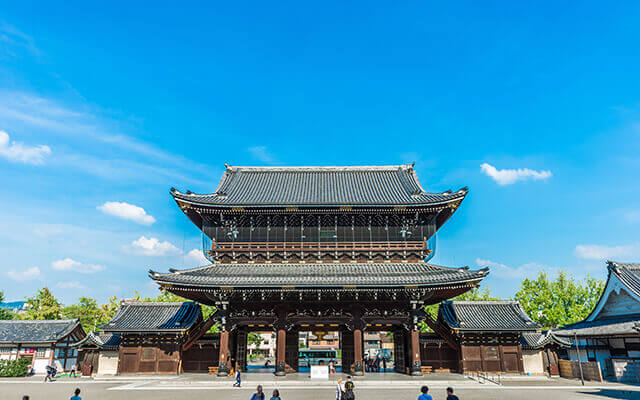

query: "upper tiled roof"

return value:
[171, 164, 468, 207]
[101, 302, 202, 334]
[150, 262, 488, 288]
[439, 301, 540, 332]
[555, 315, 640, 337]
[520, 332, 572, 349]
[608, 261, 640, 298]
[0, 319, 82, 344]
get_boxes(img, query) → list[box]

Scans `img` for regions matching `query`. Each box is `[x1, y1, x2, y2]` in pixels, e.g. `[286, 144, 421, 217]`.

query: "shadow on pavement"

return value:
[577, 389, 640, 399]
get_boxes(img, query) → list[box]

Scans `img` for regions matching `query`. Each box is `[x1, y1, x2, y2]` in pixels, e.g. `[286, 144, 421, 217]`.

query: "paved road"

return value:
[2, 382, 639, 400]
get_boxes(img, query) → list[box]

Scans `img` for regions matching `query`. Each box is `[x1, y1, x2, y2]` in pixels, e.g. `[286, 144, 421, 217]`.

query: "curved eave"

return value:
[170, 188, 468, 210]
[148, 269, 488, 290]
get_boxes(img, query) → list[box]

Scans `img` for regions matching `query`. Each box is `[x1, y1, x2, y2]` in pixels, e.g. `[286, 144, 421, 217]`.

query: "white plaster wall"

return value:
[97, 351, 119, 375]
[33, 358, 49, 374]
[522, 350, 544, 375]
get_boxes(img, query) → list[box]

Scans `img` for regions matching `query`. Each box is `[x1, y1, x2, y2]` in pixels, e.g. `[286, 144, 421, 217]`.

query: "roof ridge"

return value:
[225, 164, 415, 172]
[120, 301, 191, 306]
[0, 319, 77, 324]
[448, 300, 518, 304]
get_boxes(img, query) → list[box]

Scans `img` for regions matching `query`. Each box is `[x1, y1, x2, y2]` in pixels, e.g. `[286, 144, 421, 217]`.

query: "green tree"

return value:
[63, 297, 101, 332]
[23, 287, 62, 320]
[97, 296, 121, 330]
[248, 332, 264, 348]
[514, 270, 604, 329]
[0, 291, 14, 320]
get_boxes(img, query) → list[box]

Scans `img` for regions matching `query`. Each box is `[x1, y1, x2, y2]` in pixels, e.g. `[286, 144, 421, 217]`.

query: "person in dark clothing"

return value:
[382, 356, 387, 372]
[44, 365, 56, 382]
[250, 385, 265, 400]
[446, 387, 460, 400]
[343, 376, 355, 400]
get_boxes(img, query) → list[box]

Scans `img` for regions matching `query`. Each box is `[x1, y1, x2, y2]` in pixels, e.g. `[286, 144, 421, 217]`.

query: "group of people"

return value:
[248, 385, 282, 400]
[418, 386, 460, 400]
[22, 388, 83, 400]
[335, 376, 356, 400]
[364, 354, 387, 372]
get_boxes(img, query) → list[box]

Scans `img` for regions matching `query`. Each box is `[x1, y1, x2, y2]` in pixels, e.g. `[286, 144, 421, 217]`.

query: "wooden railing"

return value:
[211, 239, 429, 254]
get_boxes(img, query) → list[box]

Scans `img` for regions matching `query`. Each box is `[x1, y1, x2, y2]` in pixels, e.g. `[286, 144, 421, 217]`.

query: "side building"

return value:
[429, 301, 540, 374]
[0, 319, 85, 374]
[101, 301, 214, 374]
[555, 261, 640, 382]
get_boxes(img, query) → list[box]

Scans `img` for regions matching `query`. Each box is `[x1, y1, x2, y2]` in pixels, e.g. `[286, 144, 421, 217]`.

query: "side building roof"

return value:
[171, 164, 468, 208]
[555, 261, 640, 338]
[150, 262, 489, 288]
[74, 332, 121, 350]
[101, 302, 202, 334]
[438, 301, 540, 333]
[0, 319, 83, 344]
[520, 331, 572, 349]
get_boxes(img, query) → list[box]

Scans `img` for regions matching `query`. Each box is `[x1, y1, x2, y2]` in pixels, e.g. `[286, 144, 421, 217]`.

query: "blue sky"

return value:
[1, 2, 639, 304]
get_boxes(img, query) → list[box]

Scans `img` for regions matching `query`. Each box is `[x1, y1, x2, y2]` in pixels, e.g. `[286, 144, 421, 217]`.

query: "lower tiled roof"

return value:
[520, 332, 572, 349]
[101, 302, 202, 334]
[0, 319, 81, 344]
[439, 301, 539, 332]
[76, 332, 121, 350]
[149, 262, 488, 288]
[555, 315, 640, 337]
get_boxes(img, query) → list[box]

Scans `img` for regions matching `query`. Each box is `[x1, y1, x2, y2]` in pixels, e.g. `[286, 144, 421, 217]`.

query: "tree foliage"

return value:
[62, 297, 101, 332]
[23, 287, 62, 320]
[248, 332, 264, 348]
[514, 271, 604, 329]
[0, 291, 14, 320]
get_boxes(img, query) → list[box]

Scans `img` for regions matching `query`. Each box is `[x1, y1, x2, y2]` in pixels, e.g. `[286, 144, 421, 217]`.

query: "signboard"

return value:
[310, 365, 329, 380]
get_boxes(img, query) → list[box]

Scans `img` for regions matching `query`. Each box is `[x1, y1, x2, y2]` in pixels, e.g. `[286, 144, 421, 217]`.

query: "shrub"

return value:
[0, 358, 31, 377]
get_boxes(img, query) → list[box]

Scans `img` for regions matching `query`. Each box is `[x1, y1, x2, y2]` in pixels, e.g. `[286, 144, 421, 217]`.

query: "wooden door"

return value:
[236, 330, 248, 372]
[342, 331, 354, 372]
[394, 330, 406, 373]
[119, 348, 139, 374]
[285, 330, 299, 372]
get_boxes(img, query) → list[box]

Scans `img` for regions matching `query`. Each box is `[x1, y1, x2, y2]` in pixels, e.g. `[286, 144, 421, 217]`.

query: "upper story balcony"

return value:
[206, 238, 433, 263]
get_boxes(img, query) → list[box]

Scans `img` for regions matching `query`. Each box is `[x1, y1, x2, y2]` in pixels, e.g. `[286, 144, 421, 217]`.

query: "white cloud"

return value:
[7, 266, 40, 281]
[97, 201, 156, 225]
[0, 130, 51, 165]
[480, 163, 552, 185]
[248, 146, 276, 163]
[574, 242, 640, 260]
[51, 258, 105, 273]
[57, 281, 85, 289]
[128, 236, 180, 256]
[475, 258, 549, 279]
[185, 248, 209, 265]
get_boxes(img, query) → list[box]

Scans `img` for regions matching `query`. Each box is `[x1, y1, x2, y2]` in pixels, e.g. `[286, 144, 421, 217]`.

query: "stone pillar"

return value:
[353, 328, 364, 376]
[275, 328, 287, 376]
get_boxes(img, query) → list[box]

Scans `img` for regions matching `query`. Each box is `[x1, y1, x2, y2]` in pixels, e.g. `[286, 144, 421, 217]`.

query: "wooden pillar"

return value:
[217, 330, 230, 376]
[353, 328, 364, 375]
[410, 328, 422, 375]
[275, 328, 287, 376]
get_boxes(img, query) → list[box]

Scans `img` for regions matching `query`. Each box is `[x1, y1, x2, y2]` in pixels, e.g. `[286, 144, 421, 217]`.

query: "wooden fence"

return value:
[558, 359, 603, 382]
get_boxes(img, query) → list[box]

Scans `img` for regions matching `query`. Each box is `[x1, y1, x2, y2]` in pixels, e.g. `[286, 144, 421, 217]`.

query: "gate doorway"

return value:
[238, 330, 276, 373]
[363, 331, 394, 373]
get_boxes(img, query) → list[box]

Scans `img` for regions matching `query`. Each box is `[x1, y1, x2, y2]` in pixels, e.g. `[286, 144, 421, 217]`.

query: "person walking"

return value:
[233, 368, 242, 387]
[329, 359, 336, 374]
[270, 389, 282, 400]
[70, 388, 82, 400]
[446, 387, 459, 400]
[250, 385, 265, 400]
[382, 356, 387, 372]
[44, 364, 56, 382]
[418, 386, 432, 400]
[336, 378, 344, 400]
[343, 376, 355, 400]
[69, 363, 77, 378]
